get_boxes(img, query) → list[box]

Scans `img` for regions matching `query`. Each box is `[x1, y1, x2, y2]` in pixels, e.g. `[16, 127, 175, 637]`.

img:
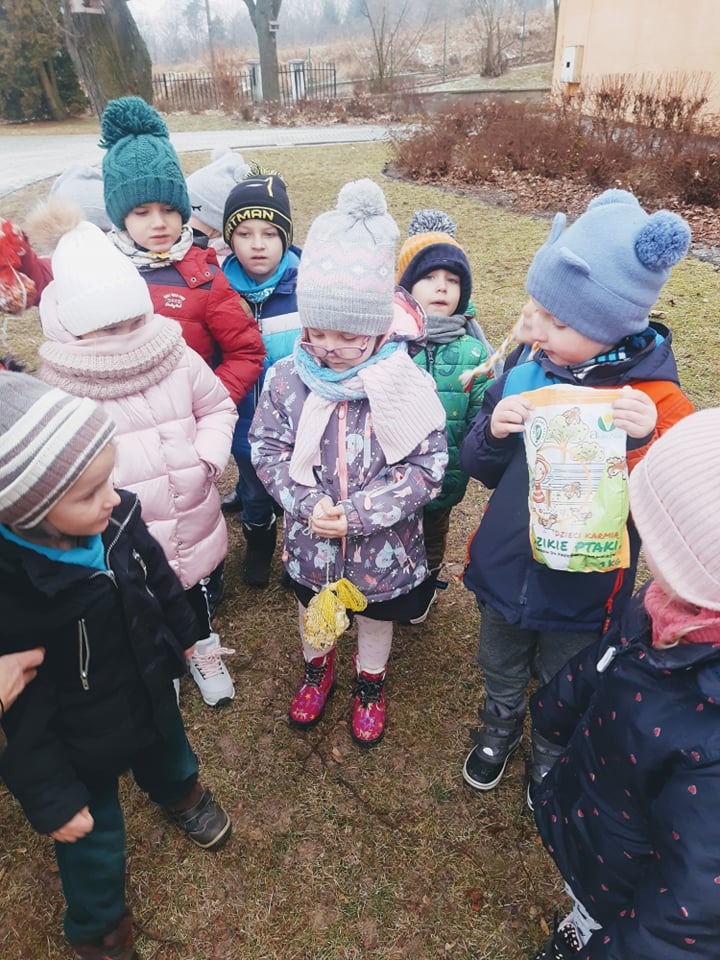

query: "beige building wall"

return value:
[553, 0, 720, 114]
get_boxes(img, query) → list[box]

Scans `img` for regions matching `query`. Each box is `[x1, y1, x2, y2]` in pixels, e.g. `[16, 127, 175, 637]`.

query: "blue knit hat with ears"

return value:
[526, 189, 691, 344]
[99, 97, 191, 229]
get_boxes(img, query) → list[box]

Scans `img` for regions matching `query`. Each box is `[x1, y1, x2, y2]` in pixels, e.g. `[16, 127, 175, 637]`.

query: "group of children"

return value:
[1, 92, 717, 959]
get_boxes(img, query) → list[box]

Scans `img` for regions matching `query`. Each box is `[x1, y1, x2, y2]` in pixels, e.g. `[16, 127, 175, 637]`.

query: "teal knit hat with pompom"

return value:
[99, 96, 191, 229]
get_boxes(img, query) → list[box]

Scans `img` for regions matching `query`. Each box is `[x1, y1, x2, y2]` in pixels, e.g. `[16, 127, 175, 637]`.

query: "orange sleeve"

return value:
[626, 380, 695, 472]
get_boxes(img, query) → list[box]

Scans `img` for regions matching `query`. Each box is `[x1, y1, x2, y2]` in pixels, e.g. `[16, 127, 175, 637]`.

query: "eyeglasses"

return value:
[300, 336, 370, 361]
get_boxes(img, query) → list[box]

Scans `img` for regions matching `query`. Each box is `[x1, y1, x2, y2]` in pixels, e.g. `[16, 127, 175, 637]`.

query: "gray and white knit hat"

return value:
[187, 147, 251, 234]
[297, 179, 399, 336]
[0, 373, 116, 530]
[49, 165, 112, 233]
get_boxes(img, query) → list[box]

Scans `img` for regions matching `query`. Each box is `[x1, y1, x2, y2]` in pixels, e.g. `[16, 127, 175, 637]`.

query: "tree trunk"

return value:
[37, 60, 68, 121]
[62, 0, 152, 117]
[243, 0, 282, 103]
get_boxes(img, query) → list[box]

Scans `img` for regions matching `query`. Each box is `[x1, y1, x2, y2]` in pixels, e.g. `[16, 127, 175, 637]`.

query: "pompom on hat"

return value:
[25, 199, 153, 338]
[187, 147, 251, 234]
[222, 168, 293, 252]
[0, 372, 115, 530]
[100, 96, 191, 229]
[297, 178, 399, 336]
[629, 408, 720, 611]
[526, 188, 691, 344]
[49, 165, 111, 233]
[396, 209, 472, 315]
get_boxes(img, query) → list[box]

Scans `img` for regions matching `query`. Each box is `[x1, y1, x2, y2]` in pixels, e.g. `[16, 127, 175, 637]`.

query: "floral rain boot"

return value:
[288, 647, 336, 728]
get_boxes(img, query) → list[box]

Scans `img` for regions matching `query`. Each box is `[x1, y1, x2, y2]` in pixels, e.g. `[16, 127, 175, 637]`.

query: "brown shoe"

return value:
[164, 786, 231, 850]
[71, 909, 138, 960]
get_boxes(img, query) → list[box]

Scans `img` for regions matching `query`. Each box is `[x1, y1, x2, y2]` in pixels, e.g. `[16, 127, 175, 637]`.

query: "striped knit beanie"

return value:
[396, 209, 472, 315]
[0, 373, 116, 530]
[100, 97, 191, 229]
[297, 179, 399, 336]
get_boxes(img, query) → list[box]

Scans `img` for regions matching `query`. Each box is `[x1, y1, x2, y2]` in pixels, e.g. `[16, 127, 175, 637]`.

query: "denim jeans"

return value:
[235, 455, 276, 527]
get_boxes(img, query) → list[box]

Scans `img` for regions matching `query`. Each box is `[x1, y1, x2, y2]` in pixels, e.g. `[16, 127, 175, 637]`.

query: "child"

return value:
[29, 201, 238, 708]
[99, 96, 265, 413]
[221, 168, 303, 588]
[0, 373, 230, 960]
[396, 209, 492, 620]
[249, 179, 448, 747]
[459, 189, 694, 793]
[528, 408, 720, 959]
[186, 146, 251, 263]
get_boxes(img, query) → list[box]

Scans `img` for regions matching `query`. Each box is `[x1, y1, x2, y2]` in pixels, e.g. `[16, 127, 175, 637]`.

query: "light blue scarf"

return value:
[292, 337, 405, 401]
[223, 249, 299, 303]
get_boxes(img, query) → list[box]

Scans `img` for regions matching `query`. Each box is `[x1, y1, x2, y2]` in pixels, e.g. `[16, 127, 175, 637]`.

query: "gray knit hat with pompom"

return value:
[526, 188, 691, 343]
[297, 178, 399, 336]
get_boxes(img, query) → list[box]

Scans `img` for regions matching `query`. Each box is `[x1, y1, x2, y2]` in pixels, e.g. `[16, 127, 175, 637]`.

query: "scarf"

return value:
[109, 224, 194, 270]
[289, 339, 446, 486]
[222, 249, 298, 303]
[38, 315, 187, 400]
[425, 312, 485, 345]
[644, 580, 720, 648]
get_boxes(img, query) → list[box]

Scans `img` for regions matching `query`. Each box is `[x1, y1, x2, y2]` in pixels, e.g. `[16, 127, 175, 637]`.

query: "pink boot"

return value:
[351, 654, 387, 748]
[289, 648, 336, 728]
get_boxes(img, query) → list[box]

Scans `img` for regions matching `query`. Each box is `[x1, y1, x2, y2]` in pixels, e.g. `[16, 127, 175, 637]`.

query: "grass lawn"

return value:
[1, 140, 718, 960]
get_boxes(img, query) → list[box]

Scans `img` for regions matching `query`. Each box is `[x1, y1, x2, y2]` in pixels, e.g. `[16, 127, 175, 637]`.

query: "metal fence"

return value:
[152, 62, 337, 113]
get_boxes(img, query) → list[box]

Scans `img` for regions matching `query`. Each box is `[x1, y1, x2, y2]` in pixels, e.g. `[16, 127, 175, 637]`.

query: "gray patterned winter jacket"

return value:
[249, 356, 448, 603]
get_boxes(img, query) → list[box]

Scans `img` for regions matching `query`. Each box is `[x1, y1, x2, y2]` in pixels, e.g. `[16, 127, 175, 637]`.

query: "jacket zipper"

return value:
[78, 619, 90, 690]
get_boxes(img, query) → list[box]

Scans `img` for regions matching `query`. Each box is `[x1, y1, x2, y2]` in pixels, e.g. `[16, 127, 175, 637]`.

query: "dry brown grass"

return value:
[1, 141, 719, 960]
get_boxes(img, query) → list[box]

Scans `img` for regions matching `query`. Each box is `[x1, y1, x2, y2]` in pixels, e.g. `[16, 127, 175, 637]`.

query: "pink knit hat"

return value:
[629, 408, 720, 610]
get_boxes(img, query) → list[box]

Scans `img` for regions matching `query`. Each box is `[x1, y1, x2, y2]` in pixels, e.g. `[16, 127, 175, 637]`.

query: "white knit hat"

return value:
[187, 147, 251, 234]
[629, 408, 720, 610]
[27, 200, 152, 338]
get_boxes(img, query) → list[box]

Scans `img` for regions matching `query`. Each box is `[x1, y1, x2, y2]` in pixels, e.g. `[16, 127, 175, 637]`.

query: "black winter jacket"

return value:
[0, 491, 203, 834]
[531, 588, 720, 959]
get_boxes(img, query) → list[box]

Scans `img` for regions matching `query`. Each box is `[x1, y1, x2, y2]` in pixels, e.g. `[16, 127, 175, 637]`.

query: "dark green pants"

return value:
[55, 703, 198, 944]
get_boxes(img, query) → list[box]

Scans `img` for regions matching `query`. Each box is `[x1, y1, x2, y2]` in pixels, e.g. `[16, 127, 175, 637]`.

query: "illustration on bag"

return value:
[521, 385, 629, 572]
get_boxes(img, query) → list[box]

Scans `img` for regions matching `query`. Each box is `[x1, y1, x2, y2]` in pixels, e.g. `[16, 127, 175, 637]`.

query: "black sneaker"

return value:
[532, 920, 582, 959]
[165, 788, 231, 850]
[462, 740, 519, 791]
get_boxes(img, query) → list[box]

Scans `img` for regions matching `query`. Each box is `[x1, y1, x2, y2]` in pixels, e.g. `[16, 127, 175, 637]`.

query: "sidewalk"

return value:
[0, 124, 393, 198]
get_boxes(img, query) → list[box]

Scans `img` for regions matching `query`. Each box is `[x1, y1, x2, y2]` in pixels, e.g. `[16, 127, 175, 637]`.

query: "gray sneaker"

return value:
[165, 787, 231, 850]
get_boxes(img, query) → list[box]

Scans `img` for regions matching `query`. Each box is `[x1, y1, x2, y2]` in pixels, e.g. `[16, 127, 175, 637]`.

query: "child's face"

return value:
[124, 203, 183, 253]
[411, 269, 461, 317]
[42, 443, 120, 540]
[231, 220, 284, 282]
[524, 297, 613, 366]
[302, 328, 378, 372]
[79, 315, 146, 340]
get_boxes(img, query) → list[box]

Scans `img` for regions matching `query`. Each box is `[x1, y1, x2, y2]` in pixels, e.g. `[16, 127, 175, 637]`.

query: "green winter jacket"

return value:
[413, 332, 489, 510]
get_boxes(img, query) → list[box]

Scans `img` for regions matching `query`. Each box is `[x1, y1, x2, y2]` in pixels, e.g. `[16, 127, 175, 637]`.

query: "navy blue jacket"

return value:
[530, 588, 720, 958]
[459, 324, 692, 632]
[0, 491, 203, 834]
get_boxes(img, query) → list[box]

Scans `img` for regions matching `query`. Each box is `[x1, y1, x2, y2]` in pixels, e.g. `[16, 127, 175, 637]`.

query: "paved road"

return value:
[0, 124, 394, 198]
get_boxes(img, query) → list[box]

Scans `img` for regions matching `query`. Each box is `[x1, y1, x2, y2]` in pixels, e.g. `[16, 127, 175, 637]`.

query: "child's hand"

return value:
[310, 497, 348, 538]
[51, 807, 94, 843]
[612, 386, 657, 439]
[490, 396, 534, 440]
[184, 644, 196, 663]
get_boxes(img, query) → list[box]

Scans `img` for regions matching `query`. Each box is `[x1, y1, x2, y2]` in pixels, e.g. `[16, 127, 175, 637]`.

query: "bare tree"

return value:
[242, 0, 282, 102]
[471, 0, 523, 78]
[360, 0, 433, 92]
[62, 0, 152, 116]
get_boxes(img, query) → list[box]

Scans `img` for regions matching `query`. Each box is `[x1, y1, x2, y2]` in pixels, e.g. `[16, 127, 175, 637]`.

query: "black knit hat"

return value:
[223, 174, 293, 252]
[396, 209, 472, 315]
